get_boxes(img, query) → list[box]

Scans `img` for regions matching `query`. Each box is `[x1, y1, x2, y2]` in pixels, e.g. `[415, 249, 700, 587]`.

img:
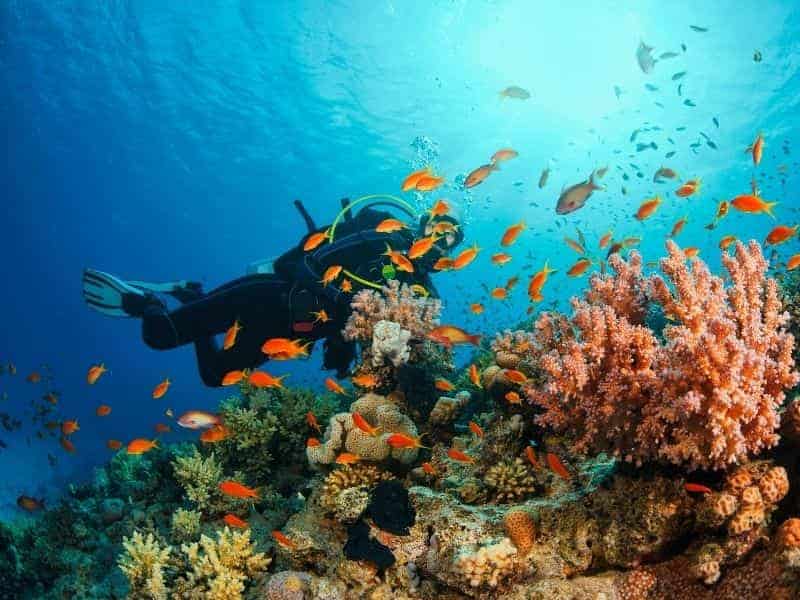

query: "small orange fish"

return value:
[87, 363, 107, 385]
[248, 370, 286, 389]
[107, 439, 122, 451]
[421, 462, 437, 476]
[154, 423, 171, 434]
[746, 133, 764, 166]
[351, 373, 378, 388]
[622, 237, 641, 248]
[683, 246, 700, 259]
[427, 325, 481, 348]
[469, 364, 482, 388]
[408, 236, 438, 260]
[675, 178, 701, 198]
[152, 378, 171, 399]
[340, 279, 353, 293]
[447, 448, 474, 464]
[43, 392, 59, 405]
[491, 252, 513, 266]
[491, 148, 518, 163]
[429, 198, 451, 216]
[731, 194, 777, 217]
[60, 437, 76, 453]
[219, 480, 259, 499]
[431, 220, 458, 235]
[402, 166, 433, 192]
[383, 245, 415, 273]
[598, 230, 613, 249]
[306, 437, 321, 447]
[670, 217, 688, 238]
[546, 452, 571, 480]
[306, 411, 322, 433]
[352, 411, 380, 436]
[335, 452, 361, 465]
[452, 243, 481, 270]
[386, 433, 428, 449]
[503, 369, 528, 384]
[564, 237, 586, 255]
[127, 438, 158, 455]
[26, 372, 41, 384]
[272, 530, 297, 550]
[525, 446, 539, 468]
[684, 482, 712, 494]
[61, 419, 79, 436]
[719, 235, 737, 250]
[716, 201, 729, 220]
[223, 320, 243, 350]
[464, 163, 497, 188]
[415, 174, 445, 192]
[200, 424, 230, 443]
[505, 275, 520, 290]
[787, 254, 800, 270]
[95, 405, 112, 417]
[321, 265, 343, 286]
[505, 391, 522, 404]
[635, 196, 661, 220]
[765, 224, 798, 246]
[434, 378, 456, 392]
[433, 257, 454, 271]
[303, 229, 329, 252]
[490, 287, 508, 300]
[567, 258, 592, 277]
[468, 421, 484, 438]
[223, 514, 249, 529]
[376, 218, 407, 233]
[501, 221, 526, 247]
[325, 377, 348, 395]
[528, 261, 557, 302]
[17, 495, 45, 512]
[469, 303, 484, 315]
[261, 338, 311, 360]
[221, 370, 247, 386]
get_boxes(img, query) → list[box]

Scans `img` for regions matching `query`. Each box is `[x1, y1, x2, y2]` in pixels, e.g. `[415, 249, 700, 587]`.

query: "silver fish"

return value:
[555, 173, 603, 215]
[636, 41, 657, 74]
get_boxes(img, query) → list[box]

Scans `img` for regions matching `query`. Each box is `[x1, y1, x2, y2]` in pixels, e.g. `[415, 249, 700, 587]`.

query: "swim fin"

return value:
[82, 269, 201, 317]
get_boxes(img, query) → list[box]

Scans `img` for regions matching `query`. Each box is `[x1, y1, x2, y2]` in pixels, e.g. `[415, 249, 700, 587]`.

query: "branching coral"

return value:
[172, 449, 246, 516]
[171, 508, 201, 544]
[525, 241, 798, 470]
[119, 531, 171, 600]
[483, 458, 537, 504]
[319, 464, 394, 512]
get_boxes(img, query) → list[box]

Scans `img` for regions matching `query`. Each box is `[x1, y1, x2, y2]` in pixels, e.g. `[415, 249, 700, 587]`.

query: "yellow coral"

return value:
[173, 448, 223, 512]
[171, 508, 202, 543]
[483, 458, 536, 503]
[454, 538, 518, 588]
[118, 531, 171, 600]
[320, 464, 393, 511]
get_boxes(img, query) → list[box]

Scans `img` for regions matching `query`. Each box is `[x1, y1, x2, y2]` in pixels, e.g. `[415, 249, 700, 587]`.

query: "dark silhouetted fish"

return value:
[690, 25, 708, 32]
[684, 99, 696, 107]
[630, 129, 640, 142]
[713, 117, 719, 128]
[681, 43, 687, 52]
[659, 51, 679, 59]
[707, 140, 718, 150]
[636, 142, 657, 152]
[555, 173, 603, 214]
[538, 167, 550, 189]
[636, 41, 657, 74]
[678, 84, 683, 96]
[614, 85, 623, 99]
[672, 71, 687, 80]
[676, 126, 687, 131]
[666, 151, 676, 158]
[645, 83, 659, 91]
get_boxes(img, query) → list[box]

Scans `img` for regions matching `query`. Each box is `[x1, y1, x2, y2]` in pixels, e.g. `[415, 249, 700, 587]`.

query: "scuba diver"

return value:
[82, 196, 464, 387]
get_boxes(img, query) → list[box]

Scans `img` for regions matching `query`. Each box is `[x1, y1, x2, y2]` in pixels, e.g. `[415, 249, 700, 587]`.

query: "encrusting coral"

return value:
[524, 241, 799, 470]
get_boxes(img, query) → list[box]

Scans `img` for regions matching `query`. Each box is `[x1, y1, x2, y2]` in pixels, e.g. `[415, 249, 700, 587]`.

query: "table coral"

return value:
[525, 241, 799, 471]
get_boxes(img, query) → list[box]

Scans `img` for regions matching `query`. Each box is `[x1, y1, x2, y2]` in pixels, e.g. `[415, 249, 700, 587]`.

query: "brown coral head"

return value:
[504, 509, 536, 556]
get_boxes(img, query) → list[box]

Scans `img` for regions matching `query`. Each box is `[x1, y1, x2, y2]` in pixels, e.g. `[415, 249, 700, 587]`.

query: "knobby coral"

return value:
[525, 241, 798, 470]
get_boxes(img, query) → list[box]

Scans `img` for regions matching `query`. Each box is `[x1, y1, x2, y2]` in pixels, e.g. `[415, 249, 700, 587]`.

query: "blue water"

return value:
[1, 0, 799, 517]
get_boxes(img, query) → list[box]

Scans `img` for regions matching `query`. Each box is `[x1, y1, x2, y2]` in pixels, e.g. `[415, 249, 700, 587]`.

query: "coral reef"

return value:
[483, 458, 537, 504]
[371, 319, 412, 367]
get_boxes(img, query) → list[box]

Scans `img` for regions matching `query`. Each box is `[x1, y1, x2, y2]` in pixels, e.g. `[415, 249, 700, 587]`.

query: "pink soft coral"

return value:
[526, 241, 798, 471]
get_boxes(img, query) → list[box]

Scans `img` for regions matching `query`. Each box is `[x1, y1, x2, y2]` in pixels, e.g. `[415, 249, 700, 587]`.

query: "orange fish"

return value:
[335, 452, 361, 465]
[567, 258, 592, 277]
[635, 196, 661, 220]
[469, 303, 484, 315]
[352, 412, 380, 437]
[505, 275, 519, 290]
[152, 378, 171, 399]
[306, 437, 321, 447]
[272, 530, 297, 550]
[731, 194, 777, 217]
[434, 378, 456, 392]
[427, 325, 481, 348]
[564, 237, 586, 255]
[221, 370, 247, 386]
[469, 364, 482, 388]
[340, 279, 353, 293]
[154, 423, 171, 434]
[525, 446, 539, 468]
[684, 482, 713, 494]
[61, 419, 79, 436]
[219, 480, 259, 499]
[501, 222, 525, 247]
[87, 363, 107, 385]
[383, 245, 415, 273]
[402, 166, 433, 192]
[598, 230, 613, 249]
[622, 237, 641, 248]
[17, 495, 45, 512]
[248, 370, 286, 389]
[60, 437, 76, 453]
[716, 201, 729, 220]
[468, 421, 484, 438]
[446, 448, 474, 464]
[528, 261, 557, 302]
[306, 411, 322, 433]
[675, 178, 701, 197]
[303, 229, 329, 252]
[26, 372, 41, 384]
[415, 174, 445, 192]
[765, 224, 798, 246]
[223, 514, 249, 529]
[376, 218, 407, 233]
[223, 320, 243, 350]
[95, 405, 112, 417]
[746, 133, 764, 166]
[43, 392, 59, 405]
[107, 439, 122, 451]
[429, 198, 451, 216]
[452, 244, 481, 270]
[408, 236, 438, 260]
[491, 148, 518, 163]
[718, 235, 737, 250]
[490, 287, 508, 300]
[387, 433, 428, 449]
[321, 265, 343, 286]
[505, 391, 522, 404]
[433, 257, 454, 271]
[464, 163, 497, 188]
[670, 217, 688, 238]
[683, 247, 700, 259]
[310, 309, 330, 324]
[261, 338, 311, 360]
[325, 377, 348, 395]
[200, 424, 230, 443]
[546, 453, 571, 480]
[421, 462, 437, 476]
[787, 254, 800, 271]
[351, 373, 378, 388]
[127, 438, 158, 455]
[503, 369, 528, 384]
[491, 252, 513, 266]
[432, 220, 459, 235]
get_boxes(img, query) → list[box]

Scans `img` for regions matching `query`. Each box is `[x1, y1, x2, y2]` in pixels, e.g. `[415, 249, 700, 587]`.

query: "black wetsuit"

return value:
[139, 202, 443, 387]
